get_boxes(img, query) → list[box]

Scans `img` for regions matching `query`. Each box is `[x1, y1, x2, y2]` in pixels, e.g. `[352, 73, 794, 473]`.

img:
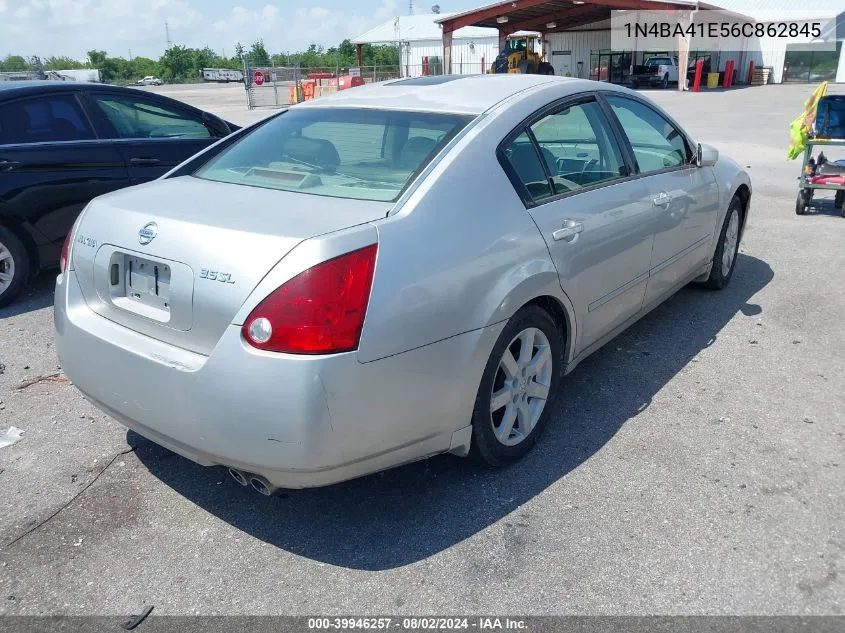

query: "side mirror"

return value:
[202, 112, 231, 138]
[696, 142, 719, 167]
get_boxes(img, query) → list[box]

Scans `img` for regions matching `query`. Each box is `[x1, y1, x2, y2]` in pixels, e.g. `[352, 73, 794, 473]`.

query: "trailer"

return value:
[201, 68, 244, 83]
[56, 69, 101, 83]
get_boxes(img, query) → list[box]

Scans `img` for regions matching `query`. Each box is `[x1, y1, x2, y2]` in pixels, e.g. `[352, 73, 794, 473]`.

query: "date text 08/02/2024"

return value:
[624, 22, 822, 39]
[307, 618, 528, 630]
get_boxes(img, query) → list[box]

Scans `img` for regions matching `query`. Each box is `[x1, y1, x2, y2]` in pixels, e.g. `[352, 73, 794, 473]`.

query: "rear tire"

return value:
[470, 305, 562, 467]
[537, 62, 555, 76]
[702, 195, 743, 290]
[796, 189, 811, 215]
[0, 227, 29, 309]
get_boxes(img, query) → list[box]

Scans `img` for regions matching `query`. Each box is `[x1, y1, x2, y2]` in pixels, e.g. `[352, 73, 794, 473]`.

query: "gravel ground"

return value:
[0, 81, 843, 616]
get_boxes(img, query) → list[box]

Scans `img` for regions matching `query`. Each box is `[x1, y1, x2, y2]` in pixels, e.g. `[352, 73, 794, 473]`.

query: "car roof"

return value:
[0, 81, 159, 99]
[295, 74, 600, 115]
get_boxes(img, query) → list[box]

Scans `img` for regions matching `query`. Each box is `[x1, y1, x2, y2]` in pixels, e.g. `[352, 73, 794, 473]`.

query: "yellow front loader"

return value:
[489, 34, 555, 75]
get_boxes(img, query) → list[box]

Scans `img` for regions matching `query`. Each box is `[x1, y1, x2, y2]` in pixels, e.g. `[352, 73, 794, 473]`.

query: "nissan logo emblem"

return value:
[138, 222, 158, 245]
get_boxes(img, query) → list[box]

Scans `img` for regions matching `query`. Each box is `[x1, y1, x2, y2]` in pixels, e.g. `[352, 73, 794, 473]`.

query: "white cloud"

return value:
[47, 0, 92, 26]
[0, 1, 403, 61]
[301, 6, 330, 20]
[373, 0, 397, 22]
[213, 4, 279, 33]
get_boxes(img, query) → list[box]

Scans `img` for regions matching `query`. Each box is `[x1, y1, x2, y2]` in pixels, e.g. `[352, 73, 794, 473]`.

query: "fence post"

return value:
[243, 57, 252, 109]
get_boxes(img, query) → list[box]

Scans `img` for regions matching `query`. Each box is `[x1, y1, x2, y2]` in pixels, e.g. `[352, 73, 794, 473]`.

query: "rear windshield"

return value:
[194, 107, 473, 202]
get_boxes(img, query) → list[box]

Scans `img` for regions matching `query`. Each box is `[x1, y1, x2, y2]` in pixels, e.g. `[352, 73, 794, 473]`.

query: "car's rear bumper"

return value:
[55, 269, 501, 488]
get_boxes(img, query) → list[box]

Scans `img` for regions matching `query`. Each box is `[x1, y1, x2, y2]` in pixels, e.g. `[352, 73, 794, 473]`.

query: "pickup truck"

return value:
[631, 56, 679, 89]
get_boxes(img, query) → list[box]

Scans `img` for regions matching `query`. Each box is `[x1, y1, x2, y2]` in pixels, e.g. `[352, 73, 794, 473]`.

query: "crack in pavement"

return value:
[1, 444, 142, 551]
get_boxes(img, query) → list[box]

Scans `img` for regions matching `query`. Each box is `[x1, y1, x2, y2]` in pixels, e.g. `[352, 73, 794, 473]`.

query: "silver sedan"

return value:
[54, 74, 751, 493]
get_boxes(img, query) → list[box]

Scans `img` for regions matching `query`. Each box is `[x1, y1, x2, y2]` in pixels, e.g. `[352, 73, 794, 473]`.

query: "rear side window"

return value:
[0, 94, 94, 145]
[606, 96, 690, 173]
[501, 132, 553, 202]
[92, 94, 211, 140]
[194, 108, 472, 202]
[529, 100, 625, 194]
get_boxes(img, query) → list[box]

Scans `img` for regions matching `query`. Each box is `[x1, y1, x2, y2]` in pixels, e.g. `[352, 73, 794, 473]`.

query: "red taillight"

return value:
[59, 230, 72, 273]
[242, 244, 378, 355]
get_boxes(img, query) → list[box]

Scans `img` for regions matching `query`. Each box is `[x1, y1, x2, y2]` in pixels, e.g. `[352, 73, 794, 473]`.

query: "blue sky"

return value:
[0, 0, 485, 60]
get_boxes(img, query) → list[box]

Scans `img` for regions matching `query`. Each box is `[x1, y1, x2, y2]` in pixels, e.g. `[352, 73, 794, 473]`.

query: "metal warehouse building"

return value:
[434, 0, 845, 85]
[352, 13, 503, 77]
[361, 0, 844, 85]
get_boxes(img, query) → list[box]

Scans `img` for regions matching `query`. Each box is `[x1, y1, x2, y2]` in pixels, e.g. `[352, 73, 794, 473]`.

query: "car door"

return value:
[0, 91, 129, 265]
[604, 94, 720, 305]
[83, 90, 223, 183]
[499, 95, 659, 355]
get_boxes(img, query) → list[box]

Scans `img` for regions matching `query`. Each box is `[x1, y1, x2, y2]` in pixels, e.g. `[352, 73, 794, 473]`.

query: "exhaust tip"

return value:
[228, 468, 249, 487]
[249, 476, 274, 496]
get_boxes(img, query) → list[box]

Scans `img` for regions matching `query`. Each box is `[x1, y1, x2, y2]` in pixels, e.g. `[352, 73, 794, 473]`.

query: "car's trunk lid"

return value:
[72, 176, 390, 355]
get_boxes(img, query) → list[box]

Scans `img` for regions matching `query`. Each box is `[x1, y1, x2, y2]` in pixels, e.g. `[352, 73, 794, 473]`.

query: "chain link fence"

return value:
[243, 64, 457, 109]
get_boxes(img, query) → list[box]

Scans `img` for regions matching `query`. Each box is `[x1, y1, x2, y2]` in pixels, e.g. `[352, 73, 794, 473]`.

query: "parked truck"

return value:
[201, 68, 245, 83]
[631, 56, 679, 89]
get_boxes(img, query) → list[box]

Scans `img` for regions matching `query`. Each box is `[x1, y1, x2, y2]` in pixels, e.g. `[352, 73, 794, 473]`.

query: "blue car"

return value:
[0, 81, 237, 307]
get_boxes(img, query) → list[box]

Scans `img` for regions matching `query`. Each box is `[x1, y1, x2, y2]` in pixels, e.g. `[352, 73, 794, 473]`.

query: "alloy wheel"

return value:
[490, 327, 553, 447]
[721, 207, 740, 277]
[0, 239, 15, 295]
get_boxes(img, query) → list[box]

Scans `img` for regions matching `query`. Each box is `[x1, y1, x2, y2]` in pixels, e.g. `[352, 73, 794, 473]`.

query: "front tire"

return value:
[702, 195, 743, 290]
[470, 305, 562, 466]
[0, 227, 29, 308]
[661, 73, 669, 89]
[537, 62, 555, 76]
[518, 59, 536, 75]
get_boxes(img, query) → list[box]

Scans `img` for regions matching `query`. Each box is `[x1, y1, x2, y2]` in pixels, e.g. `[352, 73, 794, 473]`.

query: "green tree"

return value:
[130, 56, 158, 79]
[0, 55, 33, 71]
[248, 39, 270, 66]
[44, 56, 85, 70]
[87, 50, 107, 69]
[158, 45, 194, 81]
[192, 46, 217, 72]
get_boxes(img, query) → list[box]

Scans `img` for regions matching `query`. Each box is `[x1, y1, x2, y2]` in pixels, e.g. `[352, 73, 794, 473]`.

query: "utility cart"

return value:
[796, 95, 845, 217]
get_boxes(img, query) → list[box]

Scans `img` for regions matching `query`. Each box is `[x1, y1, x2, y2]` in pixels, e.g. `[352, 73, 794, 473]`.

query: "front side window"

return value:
[194, 108, 472, 202]
[92, 95, 212, 140]
[606, 96, 691, 173]
[0, 94, 94, 145]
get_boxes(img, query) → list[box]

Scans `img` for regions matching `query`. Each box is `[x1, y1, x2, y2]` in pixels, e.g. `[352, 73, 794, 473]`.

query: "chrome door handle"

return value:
[653, 192, 672, 207]
[552, 220, 584, 242]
